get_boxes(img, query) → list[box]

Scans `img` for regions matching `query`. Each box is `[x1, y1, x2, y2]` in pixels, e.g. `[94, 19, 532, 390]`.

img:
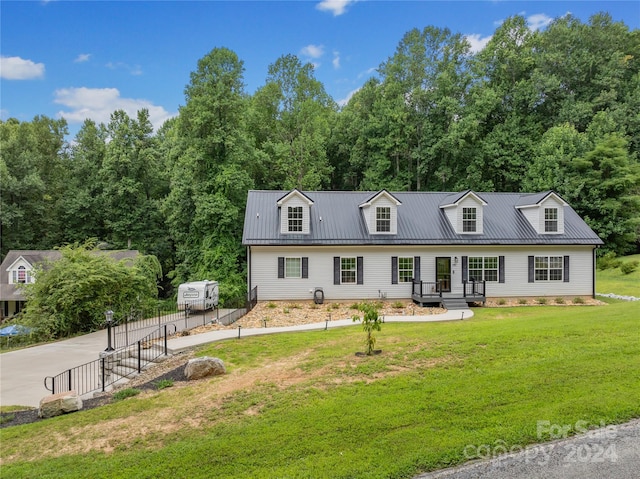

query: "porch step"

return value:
[441, 298, 469, 310]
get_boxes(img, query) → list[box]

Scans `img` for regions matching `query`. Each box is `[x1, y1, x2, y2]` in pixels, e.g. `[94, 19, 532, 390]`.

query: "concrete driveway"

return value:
[0, 308, 235, 408]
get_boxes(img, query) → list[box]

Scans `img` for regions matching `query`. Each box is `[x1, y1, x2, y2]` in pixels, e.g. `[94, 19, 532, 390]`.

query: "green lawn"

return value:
[597, 254, 640, 297]
[2, 301, 639, 478]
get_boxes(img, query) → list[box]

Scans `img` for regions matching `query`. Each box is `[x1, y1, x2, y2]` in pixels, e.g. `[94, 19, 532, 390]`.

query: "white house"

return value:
[0, 250, 139, 319]
[242, 189, 603, 307]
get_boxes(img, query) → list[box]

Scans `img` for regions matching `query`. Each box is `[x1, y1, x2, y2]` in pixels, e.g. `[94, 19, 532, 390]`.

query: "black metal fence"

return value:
[44, 324, 176, 396]
[412, 280, 445, 298]
[463, 280, 486, 298]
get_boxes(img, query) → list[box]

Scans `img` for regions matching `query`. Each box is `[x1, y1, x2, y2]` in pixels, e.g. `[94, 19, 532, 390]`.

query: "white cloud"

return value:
[332, 51, 341, 69]
[337, 87, 360, 107]
[106, 61, 143, 76]
[74, 53, 91, 63]
[0, 56, 45, 80]
[316, 0, 354, 16]
[465, 34, 493, 54]
[527, 13, 553, 31]
[300, 44, 325, 59]
[54, 87, 174, 131]
[0, 109, 9, 120]
[357, 67, 376, 79]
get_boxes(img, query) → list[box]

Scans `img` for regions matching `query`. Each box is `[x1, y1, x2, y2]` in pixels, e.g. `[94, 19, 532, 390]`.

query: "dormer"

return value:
[6, 256, 35, 285]
[439, 190, 487, 234]
[359, 190, 402, 235]
[516, 191, 567, 235]
[277, 189, 314, 235]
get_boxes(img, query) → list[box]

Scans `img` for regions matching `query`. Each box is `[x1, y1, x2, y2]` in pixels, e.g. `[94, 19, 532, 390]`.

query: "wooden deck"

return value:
[411, 280, 486, 307]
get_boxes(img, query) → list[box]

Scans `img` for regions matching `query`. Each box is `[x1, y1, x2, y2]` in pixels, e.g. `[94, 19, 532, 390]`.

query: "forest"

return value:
[2, 13, 639, 301]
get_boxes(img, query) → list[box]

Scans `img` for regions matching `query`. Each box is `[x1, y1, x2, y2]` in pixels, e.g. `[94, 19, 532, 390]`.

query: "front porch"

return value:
[411, 279, 486, 308]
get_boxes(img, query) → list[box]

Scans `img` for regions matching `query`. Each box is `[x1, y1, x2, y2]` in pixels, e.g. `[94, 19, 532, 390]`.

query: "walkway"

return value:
[0, 308, 471, 407]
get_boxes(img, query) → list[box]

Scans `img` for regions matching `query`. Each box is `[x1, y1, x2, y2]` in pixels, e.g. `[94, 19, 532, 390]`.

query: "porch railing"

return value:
[412, 280, 444, 298]
[463, 280, 486, 298]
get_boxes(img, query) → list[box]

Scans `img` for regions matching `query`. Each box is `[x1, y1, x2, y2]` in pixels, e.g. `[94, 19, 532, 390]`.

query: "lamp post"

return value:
[104, 310, 115, 352]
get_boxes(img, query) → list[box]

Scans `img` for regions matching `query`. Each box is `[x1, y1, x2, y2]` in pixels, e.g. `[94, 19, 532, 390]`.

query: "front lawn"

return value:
[2, 301, 639, 478]
[597, 254, 640, 297]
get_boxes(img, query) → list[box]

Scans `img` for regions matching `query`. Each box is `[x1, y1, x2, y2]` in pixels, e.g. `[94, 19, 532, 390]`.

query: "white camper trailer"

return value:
[177, 280, 219, 311]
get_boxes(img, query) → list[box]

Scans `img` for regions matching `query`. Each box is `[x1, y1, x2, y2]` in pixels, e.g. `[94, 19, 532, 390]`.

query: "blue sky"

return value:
[1, 1, 638, 138]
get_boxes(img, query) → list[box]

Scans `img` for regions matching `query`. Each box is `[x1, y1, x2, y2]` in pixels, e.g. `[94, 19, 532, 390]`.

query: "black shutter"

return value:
[334, 257, 340, 285]
[414, 256, 421, 281]
[302, 257, 309, 279]
[528, 256, 535, 283]
[278, 257, 284, 279]
[564, 256, 570, 282]
[391, 256, 398, 284]
[462, 256, 468, 283]
[357, 257, 364, 285]
[499, 256, 505, 283]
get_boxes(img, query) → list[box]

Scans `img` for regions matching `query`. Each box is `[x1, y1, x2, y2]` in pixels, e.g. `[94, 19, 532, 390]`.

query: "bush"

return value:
[391, 301, 404, 309]
[597, 252, 623, 271]
[620, 261, 639, 275]
[155, 379, 174, 390]
[537, 298, 548, 305]
[555, 297, 565, 304]
[572, 297, 585, 304]
[518, 298, 528, 305]
[112, 388, 141, 402]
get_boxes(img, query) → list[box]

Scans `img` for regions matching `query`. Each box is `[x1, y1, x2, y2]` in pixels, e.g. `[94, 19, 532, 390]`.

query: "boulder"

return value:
[39, 390, 83, 418]
[185, 357, 226, 380]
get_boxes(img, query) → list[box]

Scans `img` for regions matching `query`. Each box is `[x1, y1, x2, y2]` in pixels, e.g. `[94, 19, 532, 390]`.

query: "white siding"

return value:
[249, 245, 596, 301]
[279, 195, 311, 234]
[457, 196, 484, 234]
[363, 196, 398, 234]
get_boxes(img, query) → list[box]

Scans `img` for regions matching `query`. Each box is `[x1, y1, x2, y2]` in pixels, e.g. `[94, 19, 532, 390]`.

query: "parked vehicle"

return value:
[177, 280, 219, 311]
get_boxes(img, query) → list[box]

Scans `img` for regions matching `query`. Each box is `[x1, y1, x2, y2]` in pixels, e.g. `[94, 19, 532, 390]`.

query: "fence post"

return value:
[101, 357, 106, 392]
[163, 324, 168, 355]
[138, 341, 142, 373]
[158, 307, 161, 330]
[67, 369, 72, 392]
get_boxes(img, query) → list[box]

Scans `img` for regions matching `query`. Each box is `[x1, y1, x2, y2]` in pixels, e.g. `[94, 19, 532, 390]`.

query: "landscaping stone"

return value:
[38, 390, 83, 418]
[184, 357, 226, 380]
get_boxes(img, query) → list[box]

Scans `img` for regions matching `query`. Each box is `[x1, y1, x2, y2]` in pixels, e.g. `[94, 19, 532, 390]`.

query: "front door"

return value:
[436, 257, 451, 292]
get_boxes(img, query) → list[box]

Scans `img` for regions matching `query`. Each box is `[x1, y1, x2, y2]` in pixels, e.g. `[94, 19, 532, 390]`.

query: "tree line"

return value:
[2, 13, 639, 300]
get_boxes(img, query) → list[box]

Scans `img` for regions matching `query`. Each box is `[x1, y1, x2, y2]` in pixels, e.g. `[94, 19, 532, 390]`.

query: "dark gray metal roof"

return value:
[242, 190, 604, 246]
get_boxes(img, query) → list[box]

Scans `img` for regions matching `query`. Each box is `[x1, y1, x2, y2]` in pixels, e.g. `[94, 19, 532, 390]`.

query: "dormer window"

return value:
[11, 265, 31, 284]
[544, 208, 558, 232]
[288, 206, 303, 232]
[462, 207, 477, 232]
[376, 207, 391, 232]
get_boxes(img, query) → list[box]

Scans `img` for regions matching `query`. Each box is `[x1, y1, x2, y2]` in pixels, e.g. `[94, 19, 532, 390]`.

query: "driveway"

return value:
[0, 308, 235, 407]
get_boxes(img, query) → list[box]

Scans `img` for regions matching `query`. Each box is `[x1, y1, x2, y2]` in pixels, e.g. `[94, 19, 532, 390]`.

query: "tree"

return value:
[164, 48, 255, 299]
[21, 241, 162, 339]
[352, 302, 383, 355]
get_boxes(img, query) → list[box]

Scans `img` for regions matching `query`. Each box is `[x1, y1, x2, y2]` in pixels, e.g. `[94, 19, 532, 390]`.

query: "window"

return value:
[468, 256, 498, 282]
[462, 207, 477, 232]
[288, 206, 303, 232]
[376, 207, 391, 232]
[535, 256, 563, 281]
[13, 266, 30, 284]
[285, 257, 302, 278]
[398, 257, 414, 283]
[341, 257, 356, 284]
[544, 208, 558, 232]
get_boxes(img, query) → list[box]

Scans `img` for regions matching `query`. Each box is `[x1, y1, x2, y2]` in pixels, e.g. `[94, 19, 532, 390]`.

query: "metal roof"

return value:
[242, 190, 604, 246]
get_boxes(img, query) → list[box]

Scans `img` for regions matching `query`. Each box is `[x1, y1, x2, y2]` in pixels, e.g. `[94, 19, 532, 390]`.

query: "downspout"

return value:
[592, 246, 598, 299]
[247, 246, 251, 295]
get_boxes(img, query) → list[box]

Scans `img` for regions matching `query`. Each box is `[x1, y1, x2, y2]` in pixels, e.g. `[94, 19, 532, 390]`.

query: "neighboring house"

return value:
[0, 250, 139, 319]
[242, 189, 604, 306]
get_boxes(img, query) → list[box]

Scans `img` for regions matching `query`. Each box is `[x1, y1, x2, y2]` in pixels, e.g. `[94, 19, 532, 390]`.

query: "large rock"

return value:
[185, 357, 226, 380]
[39, 390, 83, 418]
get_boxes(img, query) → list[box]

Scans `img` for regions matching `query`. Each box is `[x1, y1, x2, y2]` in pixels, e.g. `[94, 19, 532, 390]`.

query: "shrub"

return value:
[620, 261, 639, 275]
[113, 388, 141, 402]
[555, 297, 565, 304]
[537, 298, 548, 305]
[282, 308, 290, 314]
[597, 252, 623, 271]
[352, 302, 382, 355]
[267, 302, 277, 309]
[572, 297, 585, 304]
[518, 298, 528, 305]
[391, 301, 404, 309]
[330, 303, 340, 310]
[155, 379, 174, 390]
[497, 298, 506, 306]
[288, 303, 301, 309]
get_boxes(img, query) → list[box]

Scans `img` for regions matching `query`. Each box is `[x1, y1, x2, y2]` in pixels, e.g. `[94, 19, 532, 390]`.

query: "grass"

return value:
[597, 254, 640, 297]
[1, 301, 639, 478]
[111, 388, 141, 402]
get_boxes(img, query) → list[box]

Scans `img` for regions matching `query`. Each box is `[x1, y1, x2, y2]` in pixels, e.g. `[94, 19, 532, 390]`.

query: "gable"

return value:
[439, 191, 487, 235]
[516, 191, 567, 234]
[278, 190, 314, 235]
[360, 190, 401, 235]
